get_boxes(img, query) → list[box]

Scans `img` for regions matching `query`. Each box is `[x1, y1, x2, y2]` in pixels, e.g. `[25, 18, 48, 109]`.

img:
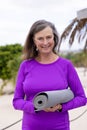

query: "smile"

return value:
[41, 45, 50, 48]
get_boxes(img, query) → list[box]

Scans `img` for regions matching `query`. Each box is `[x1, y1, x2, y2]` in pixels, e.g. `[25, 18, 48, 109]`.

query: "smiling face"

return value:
[34, 26, 55, 55]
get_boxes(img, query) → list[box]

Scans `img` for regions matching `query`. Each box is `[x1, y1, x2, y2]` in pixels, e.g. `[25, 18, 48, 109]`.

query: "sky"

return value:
[0, 0, 87, 51]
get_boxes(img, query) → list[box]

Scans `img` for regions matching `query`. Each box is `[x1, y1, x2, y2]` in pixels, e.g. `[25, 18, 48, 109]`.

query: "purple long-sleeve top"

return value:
[13, 57, 86, 130]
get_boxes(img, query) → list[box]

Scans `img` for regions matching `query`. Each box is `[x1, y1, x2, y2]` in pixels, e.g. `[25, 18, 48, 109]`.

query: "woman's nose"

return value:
[43, 39, 48, 44]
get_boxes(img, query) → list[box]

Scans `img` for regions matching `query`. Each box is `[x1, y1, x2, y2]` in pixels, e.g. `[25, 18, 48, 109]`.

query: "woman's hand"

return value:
[43, 104, 62, 112]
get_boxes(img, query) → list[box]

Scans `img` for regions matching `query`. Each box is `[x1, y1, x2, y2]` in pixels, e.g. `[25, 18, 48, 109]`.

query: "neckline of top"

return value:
[33, 57, 61, 66]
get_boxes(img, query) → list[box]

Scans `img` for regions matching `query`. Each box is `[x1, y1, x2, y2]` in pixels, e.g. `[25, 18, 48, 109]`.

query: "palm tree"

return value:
[58, 8, 87, 51]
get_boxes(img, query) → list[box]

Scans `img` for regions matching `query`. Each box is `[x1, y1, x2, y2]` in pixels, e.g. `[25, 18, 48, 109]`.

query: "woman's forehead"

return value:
[34, 26, 53, 37]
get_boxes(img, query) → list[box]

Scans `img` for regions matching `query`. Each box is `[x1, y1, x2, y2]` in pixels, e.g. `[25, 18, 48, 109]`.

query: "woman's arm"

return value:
[13, 61, 35, 114]
[62, 61, 86, 112]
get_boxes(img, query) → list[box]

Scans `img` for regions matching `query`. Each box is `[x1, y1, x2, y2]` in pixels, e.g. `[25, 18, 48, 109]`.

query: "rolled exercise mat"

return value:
[33, 89, 74, 111]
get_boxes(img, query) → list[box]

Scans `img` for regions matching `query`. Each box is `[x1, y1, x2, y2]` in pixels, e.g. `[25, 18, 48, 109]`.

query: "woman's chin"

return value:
[41, 50, 52, 54]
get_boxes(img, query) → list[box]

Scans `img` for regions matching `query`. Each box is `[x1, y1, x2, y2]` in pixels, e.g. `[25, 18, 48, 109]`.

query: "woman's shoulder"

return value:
[20, 58, 35, 67]
[58, 57, 75, 72]
[59, 56, 72, 65]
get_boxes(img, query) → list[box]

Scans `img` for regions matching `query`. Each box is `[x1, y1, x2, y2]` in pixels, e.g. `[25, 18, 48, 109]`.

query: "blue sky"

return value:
[0, 0, 87, 50]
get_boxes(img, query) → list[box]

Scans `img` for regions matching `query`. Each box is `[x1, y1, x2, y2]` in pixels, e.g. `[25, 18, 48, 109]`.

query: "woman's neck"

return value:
[36, 53, 59, 64]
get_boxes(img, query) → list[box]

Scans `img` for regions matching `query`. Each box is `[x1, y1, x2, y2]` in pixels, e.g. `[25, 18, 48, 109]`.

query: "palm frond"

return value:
[58, 18, 77, 51]
[60, 18, 77, 42]
[59, 18, 87, 51]
[69, 23, 79, 45]
[84, 39, 87, 51]
[77, 19, 87, 42]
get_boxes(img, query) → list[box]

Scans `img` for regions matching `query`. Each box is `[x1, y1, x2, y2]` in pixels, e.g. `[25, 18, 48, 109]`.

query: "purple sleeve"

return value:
[13, 61, 35, 114]
[62, 61, 86, 112]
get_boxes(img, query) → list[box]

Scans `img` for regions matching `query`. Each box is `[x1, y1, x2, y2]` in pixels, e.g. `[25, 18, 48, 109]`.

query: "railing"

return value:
[1, 108, 87, 130]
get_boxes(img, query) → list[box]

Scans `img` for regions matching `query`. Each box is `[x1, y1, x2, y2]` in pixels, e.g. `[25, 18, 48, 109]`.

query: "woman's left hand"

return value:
[43, 104, 62, 112]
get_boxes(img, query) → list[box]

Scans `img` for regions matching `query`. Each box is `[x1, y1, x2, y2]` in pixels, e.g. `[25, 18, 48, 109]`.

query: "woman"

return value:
[13, 20, 86, 130]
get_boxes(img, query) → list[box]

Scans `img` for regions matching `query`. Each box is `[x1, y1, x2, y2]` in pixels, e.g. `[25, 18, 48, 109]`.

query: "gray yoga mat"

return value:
[33, 89, 74, 111]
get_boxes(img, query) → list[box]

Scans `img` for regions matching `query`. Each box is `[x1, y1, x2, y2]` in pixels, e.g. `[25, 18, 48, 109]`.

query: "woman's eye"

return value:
[47, 37, 51, 39]
[47, 36, 52, 40]
[38, 37, 43, 41]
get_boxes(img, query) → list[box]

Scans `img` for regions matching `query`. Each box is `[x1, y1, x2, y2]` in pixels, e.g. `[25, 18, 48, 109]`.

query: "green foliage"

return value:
[0, 51, 11, 79]
[7, 57, 22, 83]
[61, 50, 87, 67]
[0, 43, 23, 80]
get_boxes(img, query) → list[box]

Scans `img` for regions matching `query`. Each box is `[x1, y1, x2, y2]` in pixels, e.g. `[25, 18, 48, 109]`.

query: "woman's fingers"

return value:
[43, 104, 62, 112]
